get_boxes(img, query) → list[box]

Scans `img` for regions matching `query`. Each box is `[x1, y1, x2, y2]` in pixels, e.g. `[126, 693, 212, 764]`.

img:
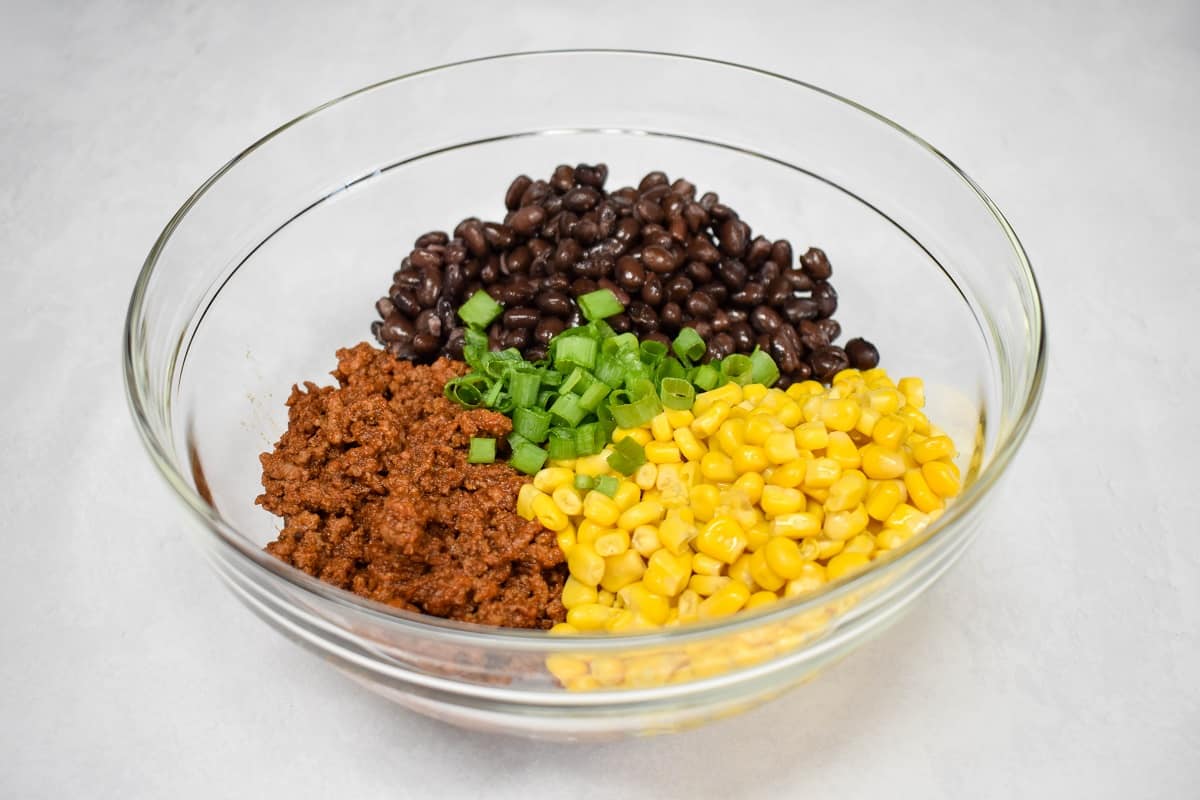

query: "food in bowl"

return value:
[256, 163, 962, 648]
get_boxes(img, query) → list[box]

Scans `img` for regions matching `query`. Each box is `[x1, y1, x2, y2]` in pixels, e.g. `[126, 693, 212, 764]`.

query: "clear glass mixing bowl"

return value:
[123, 50, 1045, 739]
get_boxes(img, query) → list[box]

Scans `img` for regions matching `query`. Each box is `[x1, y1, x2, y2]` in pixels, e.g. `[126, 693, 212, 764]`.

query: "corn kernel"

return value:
[567, 541, 606, 586]
[855, 406, 881, 438]
[760, 485, 806, 516]
[776, 399, 803, 428]
[904, 468, 944, 512]
[562, 576, 598, 609]
[732, 472, 765, 504]
[885, 503, 925, 531]
[728, 552, 756, 588]
[794, 420, 829, 451]
[576, 519, 605, 546]
[745, 521, 771, 551]
[596, 589, 616, 607]
[784, 562, 827, 596]
[567, 603, 619, 630]
[659, 508, 697, 553]
[875, 527, 909, 551]
[872, 414, 911, 449]
[745, 414, 782, 445]
[897, 404, 931, 435]
[618, 583, 671, 625]
[897, 377, 925, 408]
[715, 418, 747, 455]
[535, 467, 576, 493]
[546, 654, 588, 682]
[826, 431, 862, 470]
[617, 499, 664, 532]
[804, 457, 841, 489]
[814, 536, 844, 559]
[698, 580, 751, 619]
[644, 549, 692, 596]
[843, 532, 876, 556]
[551, 485, 583, 516]
[746, 591, 778, 610]
[672, 427, 707, 461]
[767, 460, 807, 489]
[532, 493, 569, 531]
[633, 462, 658, 490]
[922, 460, 962, 498]
[582, 490, 621, 526]
[823, 503, 869, 541]
[611, 480, 641, 511]
[689, 552, 723, 576]
[861, 444, 907, 479]
[575, 451, 613, 477]
[867, 387, 902, 415]
[826, 469, 868, 512]
[690, 401, 731, 437]
[688, 573, 731, 597]
[865, 479, 906, 521]
[689, 483, 721, 522]
[821, 397, 861, 432]
[693, 382, 742, 415]
[630, 525, 660, 558]
[772, 511, 821, 539]
[600, 549, 646, 592]
[748, 549, 785, 591]
[700, 451, 737, 482]
[912, 435, 956, 464]
[612, 427, 652, 446]
[516, 483, 541, 520]
[645, 441, 683, 465]
[761, 430, 798, 465]
[548, 622, 579, 636]
[665, 408, 695, 428]
[594, 528, 631, 557]
[695, 517, 749, 564]
[826, 551, 870, 581]
[763, 536, 807, 580]
[555, 524, 576, 556]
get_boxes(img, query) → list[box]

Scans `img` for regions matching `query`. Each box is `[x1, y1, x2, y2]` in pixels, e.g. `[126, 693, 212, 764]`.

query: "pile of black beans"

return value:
[372, 164, 878, 384]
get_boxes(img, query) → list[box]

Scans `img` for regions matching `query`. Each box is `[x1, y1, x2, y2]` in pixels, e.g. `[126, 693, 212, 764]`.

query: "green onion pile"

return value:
[447, 289, 781, 475]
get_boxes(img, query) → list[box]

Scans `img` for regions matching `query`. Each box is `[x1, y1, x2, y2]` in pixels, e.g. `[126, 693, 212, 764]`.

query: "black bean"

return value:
[711, 310, 731, 332]
[390, 288, 421, 317]
[758, 261, 781, 284]
[716, 259, 748, 289]
[479, 260, 499, 284]
[520, 179, 551, 207]
[613, 256, 644, 290]
[686, 291, 716, 318]
[575, 163, 608, 188]
[660, 302, 683, 331]
[641, 276, 664, 307]
[543, 194, 563, 217]
[745, 236, 772, 268]
[770, 334, 800, 374]
[444, 242, 467, 266]
[416, 271, 441, 307]
[614, 216, 641, 246]
[443, 328, 466, 359]
[571, 278, 598, 296]
[798, 320, 829, 351]
[765, 276, 792, 305]
[536, 290, 572, 317]
[683, 202, 708, 233]
[663, 194, 685, 218]
[609, 313, 632, 333]
[638, 171, 669, 192]
[686, 261, 713, 284]
[691, 320, 713, 340]
[770, 240, 793, 268]
[699, 191, 719, 210]
[442, 263, 467, 301]
[727, 309, 748, 324]
[387, 341, 415, 360]
[845, 338, 880, 369]
[670, 178, 696, 198]
[707, 333, 735, 361]
[816, 318, 841, 342]
[640, 245, 674, 274]
[412, 332, 441, 356]
[503, 246, 531, 275]
[709, 202, 735, 221]
[785, 270, 814, 292]
[500, 327, 530, 349]
[459, 219, 488, 258]
[810, 346, 850, 381]
[731, 282, 765, 307]
[573, 219, 599, 244]
[510, 205, 546, 236]
[662, 275, 691, 304]
[783, 297, 819, 324]
[718, 219, 750, 257]
[634, 197, 664, 224]
[553, 238, 581, 272]
[688, 237, 720, 264]
[506, 175, 533, 210]
[375, 297, 395, 319]
[627, 301, 659, 333]
[596, 204, 617, 238]
[706, 284, 729, 304]
[393, 267, 421, 289]
[750, 305, 783, 333]
[812, 281, 838, 317]
[564, 186, 600, 212]
[800, 247, 833, 280]
[590, 236, 624, 260]
[595, 278, 629, 306]
[543, 273, 570, 292]
[550, 164, 575, 193]
[483, 222, 515, 250]
[415, 231, 449, 248]
[380, 314, 415, 343]
[535, 317, 566, 344]
[502, 307, 539, 329]
[731, 322, 755, 352]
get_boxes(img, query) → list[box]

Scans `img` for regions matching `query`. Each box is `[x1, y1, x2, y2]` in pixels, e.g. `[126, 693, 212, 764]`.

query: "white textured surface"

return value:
[2, 1, 1197, 797]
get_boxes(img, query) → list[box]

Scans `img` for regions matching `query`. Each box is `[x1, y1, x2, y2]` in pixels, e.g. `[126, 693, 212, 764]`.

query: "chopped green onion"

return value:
[483, 379, 505, 408]
[558, 367, 585, 396]
[457, 290, 503, 329]
[673, 327, 707, 364]
[691, 363, 720, 391]
[444, 373, 489, 407]
[553, 336, 598, 372]
[574, 422, 604, 456]
[749, 348, 780, 387]
[658, 357, 686, 381]
[720, 354, 754, 385]
[546, 428, 577, 460]
[574, 474, 595, 491]
[467, 437, 496, 464]
[549, 392, 587, 426]
[510, 442, 548, 475]
[660, 377, 695, 410]
[593, 475, 619, 497]
[639, 339, 668, 364]
[578, 380, 611, 412]
[607, 436, 647, 475]
[538, 389, 558, 409]
[578, 289, 624, 321]
[512, 406, 551, 442]
[507, 431, 533, 451]
[509, 369, 542, 408]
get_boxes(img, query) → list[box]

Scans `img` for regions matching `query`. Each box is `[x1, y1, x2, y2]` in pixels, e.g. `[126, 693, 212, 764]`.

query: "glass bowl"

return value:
[123, 50, 1045, 739]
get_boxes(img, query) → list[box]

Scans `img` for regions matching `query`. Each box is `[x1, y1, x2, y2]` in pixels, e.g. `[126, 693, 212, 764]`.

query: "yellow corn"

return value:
[903, 468, 943, 513]
[582, 490, 621, 526]
[516, 483, 541, 520]
[912, 435, 956, 464]
[645, 441, 682, 464]
[612, 481, 641, 511]
[897, 404, 931, 436]
[897, 376, 925, 408]
[665, 408, 695, 428]
[763, 430, 800, 464]
[694, 382, 742, 415]
[533, 493, 569, 531]
[760, 485, 806, 516]
[618, 583, 671, 625]
[689, 483, 721, 522]
[700, 451, 737, 482]
[867, 387, 902, 415]
[695, 517, 748, 564]
[567, 603, 620, 631]
[552, 485, 583, 516]
[872, 414, 910, 449]
[561, 576, 598, 609]
[715, 418, 747, 456]
[673, 427, 707, 461]
[612, 427, 652, 446]
[618, 499, 665, 531]
[659, 508, 697, 553]
[555, 525, 576, 556]
[600, 549, 646, 593]
[826, 551, 870, 581]
[772, 511, 822, 539]
[690, 401, 731, 437]
[821, 397, 861, 432]
[594, 529, 631, 557]
[823, 503, 869, 541]
[745, 414, 781, 445]
[575, 452, 614, 477]
[861, 444, 907, 479]
[746, 591, 778, 610]
[698, 580, 751, 619]
[794, 420, 829, 451]
[728, 552, 756, 588]
[650, 412, 672, 443]
[691, 552, 725, 576]
[767, 460, 807, 489]
[534, 467, 576, 493]
[748, 550, 785, 591]
[631, 525, 660, 558]
[633, 462, 658, 490]
[783, 562, 827, 596]
[776, 399, 803, 428]
[826, 431, 862, 470]
[865, 479, 906, 521]
[567, 542, 606, 586]
[885, 503, 926, 532]
[732, 472, 765, 504]
[843, 532, 876, 556]
[763, 536, 807, 580]
[826, 469, 868, 512]
[875, 527, 909, 551]
[804, 457, 841, 489]
[922, 460, 962, 498]
[745, 521, 771, 551]
[576, 519, 606, 547]
[855, 406, 881, 438]
[643, 549, 692, 596]
[688, 573, 730, 597]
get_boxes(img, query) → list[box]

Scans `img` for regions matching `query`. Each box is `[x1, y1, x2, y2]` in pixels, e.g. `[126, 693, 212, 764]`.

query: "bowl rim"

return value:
[123, 48, 1047, 648]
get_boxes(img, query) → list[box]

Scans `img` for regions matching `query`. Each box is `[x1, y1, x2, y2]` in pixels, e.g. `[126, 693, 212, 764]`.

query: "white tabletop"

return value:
[3, 1, 1197, 797]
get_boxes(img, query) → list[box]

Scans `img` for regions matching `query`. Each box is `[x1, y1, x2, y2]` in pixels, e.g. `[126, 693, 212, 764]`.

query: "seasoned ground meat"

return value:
[258, 343, 566, 629]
